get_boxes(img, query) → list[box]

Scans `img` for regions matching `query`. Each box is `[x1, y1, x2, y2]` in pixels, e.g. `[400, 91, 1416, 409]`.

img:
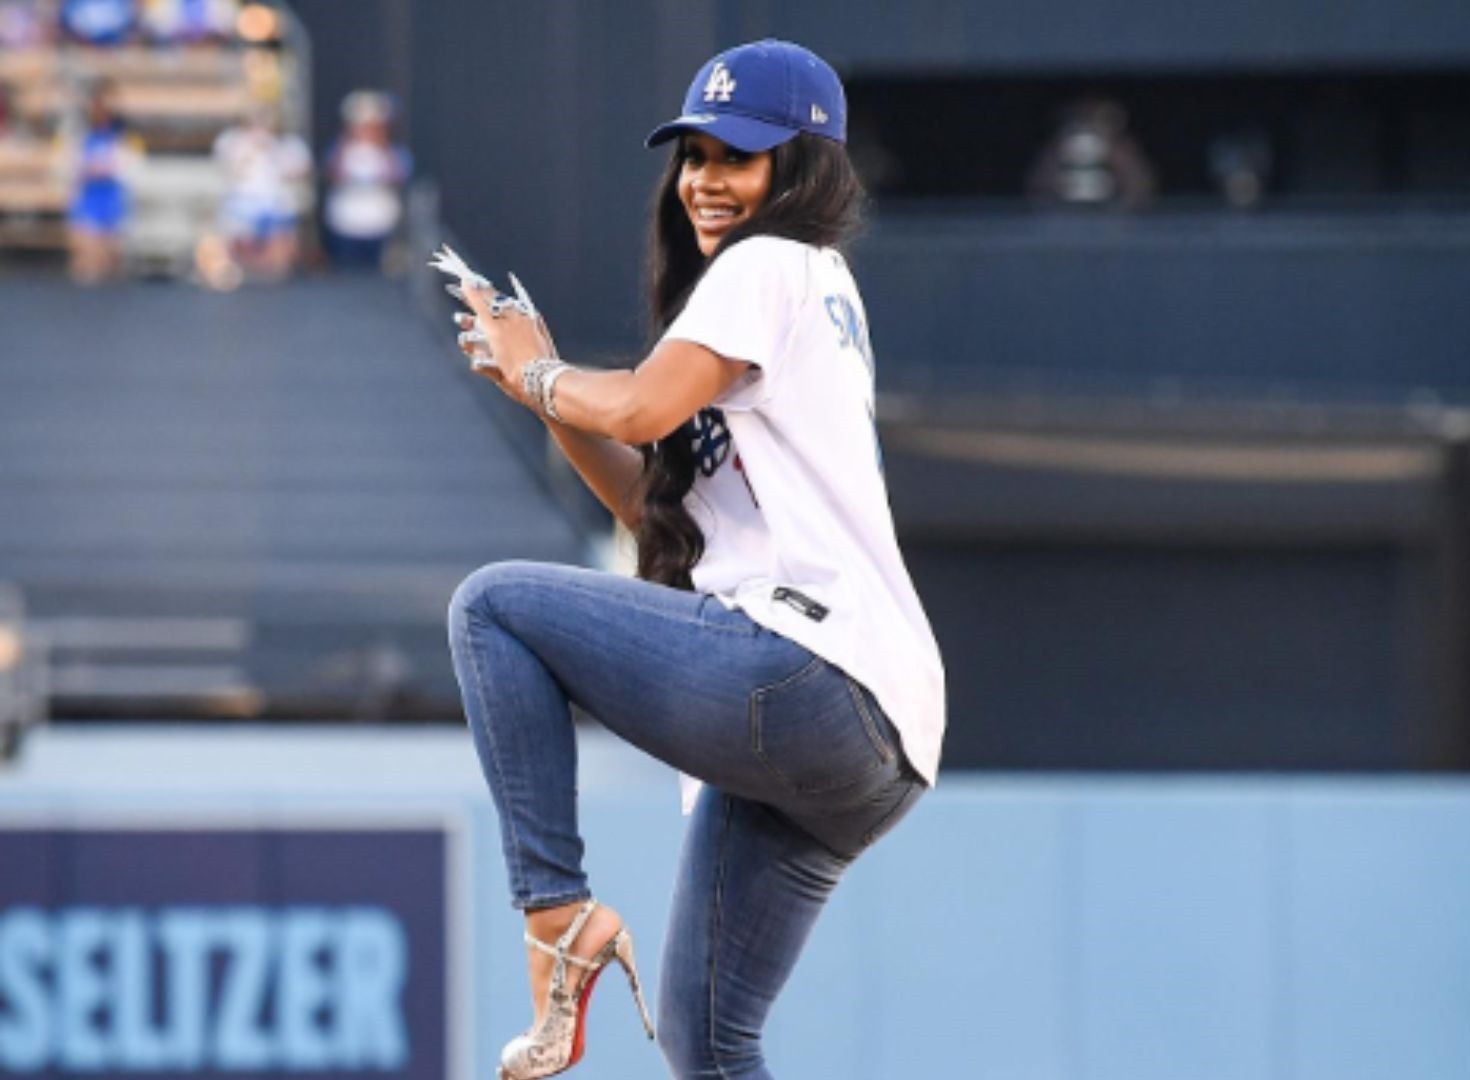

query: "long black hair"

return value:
[633, 132, 866, 590]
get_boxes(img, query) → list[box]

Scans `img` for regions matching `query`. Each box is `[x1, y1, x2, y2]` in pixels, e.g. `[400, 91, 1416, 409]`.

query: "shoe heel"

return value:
[613, 930, 656, 1040]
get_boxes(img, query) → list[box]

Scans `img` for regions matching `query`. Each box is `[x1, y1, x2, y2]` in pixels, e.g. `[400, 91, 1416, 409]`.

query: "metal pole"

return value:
[1431, 412, 1470, 769]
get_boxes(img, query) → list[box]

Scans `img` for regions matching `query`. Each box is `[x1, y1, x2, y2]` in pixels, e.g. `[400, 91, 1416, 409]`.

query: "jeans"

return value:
[447, 561, 926, 1078]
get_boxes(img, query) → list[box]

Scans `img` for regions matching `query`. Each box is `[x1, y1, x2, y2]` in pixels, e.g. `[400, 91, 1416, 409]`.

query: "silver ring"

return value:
[488, 295, 532, 319]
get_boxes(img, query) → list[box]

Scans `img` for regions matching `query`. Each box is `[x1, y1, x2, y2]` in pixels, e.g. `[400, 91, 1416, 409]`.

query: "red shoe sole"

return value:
[566, 965, 606, 1068]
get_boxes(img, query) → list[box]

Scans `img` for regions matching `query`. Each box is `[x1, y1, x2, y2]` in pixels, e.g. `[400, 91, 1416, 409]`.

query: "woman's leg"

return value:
[449, 559, 927, 1069]
[447, 559, 816, 910]
[657, 787, 850, 1079]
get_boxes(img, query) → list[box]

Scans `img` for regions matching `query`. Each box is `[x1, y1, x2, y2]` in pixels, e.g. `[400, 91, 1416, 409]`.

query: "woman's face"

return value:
[677, 132, 773, 257]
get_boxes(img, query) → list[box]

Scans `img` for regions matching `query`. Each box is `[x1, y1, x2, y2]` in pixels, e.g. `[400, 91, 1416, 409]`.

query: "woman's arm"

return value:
[542, 419, 645, 531]
[455, 300, 749, 527]
[457, 289, 751, 444]
[538, 339, 750, 445]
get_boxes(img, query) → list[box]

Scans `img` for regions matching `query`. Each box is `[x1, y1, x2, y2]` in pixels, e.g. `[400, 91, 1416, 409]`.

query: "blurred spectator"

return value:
[66, 80, 142, 283]
[1027, 96, 1156, 211]
[140, 0, 236, 45]
[1209, 126, 1274, 209]
[322, 89, 411, 271]
[59, 0, 136, 45]
[209, 104, 310, 281]
[0, 60, 44, 143]
[0, 0, 55, 47]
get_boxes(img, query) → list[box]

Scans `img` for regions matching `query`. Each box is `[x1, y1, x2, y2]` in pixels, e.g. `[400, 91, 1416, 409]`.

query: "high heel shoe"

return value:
[498, 899, 656, 1079]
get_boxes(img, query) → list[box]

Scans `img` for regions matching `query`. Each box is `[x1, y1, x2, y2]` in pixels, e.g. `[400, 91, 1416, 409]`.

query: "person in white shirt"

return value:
[322, 90, 411, 271]
[446, 39, 945, 1080]
[212, 108, 311, 281]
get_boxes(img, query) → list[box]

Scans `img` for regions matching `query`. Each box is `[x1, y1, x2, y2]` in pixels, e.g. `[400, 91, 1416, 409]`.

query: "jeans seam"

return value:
[707, 795, 734, 1080]
[751, 658, 888, 796]
[749, 656, 826, 792]
[845, 676, 896, 764]
[462, 605, 532, 904]
[524, 576, 758, 638]
[861, 778, 923, 847]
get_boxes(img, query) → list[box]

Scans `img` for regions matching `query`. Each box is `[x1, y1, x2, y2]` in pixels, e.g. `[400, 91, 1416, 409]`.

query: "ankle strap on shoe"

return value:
[524, 936, 598, 968]
[523, 900, 600, 986]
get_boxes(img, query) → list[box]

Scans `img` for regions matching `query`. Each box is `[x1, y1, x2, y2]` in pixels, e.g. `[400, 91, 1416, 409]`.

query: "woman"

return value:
[212, 107, 312, 282]
[322, 90, 411, 271]
[447, 39, 945, 1080]
[67, 81, 141, 285]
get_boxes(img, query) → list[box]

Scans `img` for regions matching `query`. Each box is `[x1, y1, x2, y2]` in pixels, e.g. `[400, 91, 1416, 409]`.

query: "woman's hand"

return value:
[462, 284, 553, 385]
[453, 284, 752, 443]
[454, 284, 557, 411]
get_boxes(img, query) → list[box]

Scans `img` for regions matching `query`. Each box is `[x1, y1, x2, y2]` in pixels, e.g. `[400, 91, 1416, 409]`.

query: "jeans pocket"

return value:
[696, 593, 760, 635]
[750, 658, 892, 795]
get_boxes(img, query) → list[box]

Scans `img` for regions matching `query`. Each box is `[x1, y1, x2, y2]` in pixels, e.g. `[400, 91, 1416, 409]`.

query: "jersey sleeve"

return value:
[660, 237, 807, 413]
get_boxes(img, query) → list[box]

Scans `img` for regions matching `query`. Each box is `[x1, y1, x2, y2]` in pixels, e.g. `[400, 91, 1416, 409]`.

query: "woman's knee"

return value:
[447, 559, 542, 632]
[655, 1001, 704, 1078]
[656, 1012, 723, 1079]
[656, 980, 719, 1078]
[657, 996, 765, 1079]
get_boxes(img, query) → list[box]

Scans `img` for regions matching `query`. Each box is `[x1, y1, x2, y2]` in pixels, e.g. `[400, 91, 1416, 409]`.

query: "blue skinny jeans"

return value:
[447, 560, 926, 1079]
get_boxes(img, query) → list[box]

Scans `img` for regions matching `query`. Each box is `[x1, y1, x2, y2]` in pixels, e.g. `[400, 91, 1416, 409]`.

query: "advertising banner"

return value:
[0, 822, 460, 1080]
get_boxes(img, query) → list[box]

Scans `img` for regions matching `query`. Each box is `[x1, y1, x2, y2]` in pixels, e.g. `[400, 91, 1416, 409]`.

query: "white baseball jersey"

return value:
[661, 235, 946, 791]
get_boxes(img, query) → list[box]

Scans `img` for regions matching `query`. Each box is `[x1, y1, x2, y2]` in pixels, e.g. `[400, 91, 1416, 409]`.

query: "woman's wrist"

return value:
[521, 357, 575, 421]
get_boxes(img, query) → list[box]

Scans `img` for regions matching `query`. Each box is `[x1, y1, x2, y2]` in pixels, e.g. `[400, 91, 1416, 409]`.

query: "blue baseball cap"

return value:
[645, 39, 846, 153]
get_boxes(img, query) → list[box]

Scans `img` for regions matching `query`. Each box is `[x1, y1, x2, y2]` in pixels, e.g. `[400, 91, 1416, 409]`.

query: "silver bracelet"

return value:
[521, 357, 572, 420]
[541, 362, 573, 422]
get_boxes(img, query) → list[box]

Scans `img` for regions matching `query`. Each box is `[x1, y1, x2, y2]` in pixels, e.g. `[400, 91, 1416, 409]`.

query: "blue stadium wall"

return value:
[4, 727, 1469, 1080]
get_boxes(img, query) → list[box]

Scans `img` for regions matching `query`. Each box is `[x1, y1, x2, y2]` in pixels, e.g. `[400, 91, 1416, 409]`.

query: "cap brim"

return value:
[644, 112, 797, 153]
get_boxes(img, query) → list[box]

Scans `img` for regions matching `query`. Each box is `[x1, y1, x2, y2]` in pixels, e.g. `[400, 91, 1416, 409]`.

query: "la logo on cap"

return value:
[703, 61, 736, 102]
[811, 104, 829, 124]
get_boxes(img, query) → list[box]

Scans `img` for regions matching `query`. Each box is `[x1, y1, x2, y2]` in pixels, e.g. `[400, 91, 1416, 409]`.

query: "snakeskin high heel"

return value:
[498, 899, 656, 1079]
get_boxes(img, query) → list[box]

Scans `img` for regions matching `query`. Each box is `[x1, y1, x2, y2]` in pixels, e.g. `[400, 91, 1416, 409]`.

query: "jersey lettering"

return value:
[732, 452, 760, 507]
[702, 62, 737, 103]
[824, 294, 884, 472]
[691, 408, 732, 477]
[824, 294, 874, 374]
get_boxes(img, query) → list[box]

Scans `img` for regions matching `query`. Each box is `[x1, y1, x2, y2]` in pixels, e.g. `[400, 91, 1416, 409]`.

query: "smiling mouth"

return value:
[693, 206, 741, 224]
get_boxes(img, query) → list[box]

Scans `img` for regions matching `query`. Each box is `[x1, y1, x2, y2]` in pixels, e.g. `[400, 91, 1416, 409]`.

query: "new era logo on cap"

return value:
[645, 39, 847, 153]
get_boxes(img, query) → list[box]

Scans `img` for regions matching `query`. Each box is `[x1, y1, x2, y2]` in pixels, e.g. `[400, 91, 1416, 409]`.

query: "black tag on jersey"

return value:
[773, 586, 829, 623]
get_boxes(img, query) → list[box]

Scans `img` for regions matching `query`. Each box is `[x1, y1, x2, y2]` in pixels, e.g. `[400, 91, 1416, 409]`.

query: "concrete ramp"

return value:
[0, 274, 591, 715]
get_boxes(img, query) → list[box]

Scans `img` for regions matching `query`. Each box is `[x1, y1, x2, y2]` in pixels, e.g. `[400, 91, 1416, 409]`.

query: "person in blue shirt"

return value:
[67, 81, 141, 284]
[60, 0, 136, 45]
